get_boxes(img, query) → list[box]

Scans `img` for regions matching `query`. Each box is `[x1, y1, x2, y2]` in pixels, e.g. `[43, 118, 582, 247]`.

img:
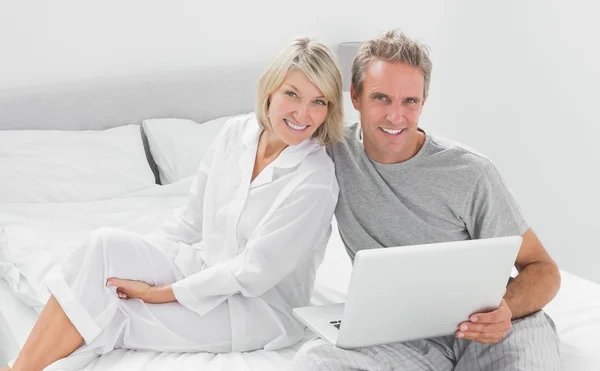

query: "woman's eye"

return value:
[315, 99, 326, 106]
[285, 91, 297, 98]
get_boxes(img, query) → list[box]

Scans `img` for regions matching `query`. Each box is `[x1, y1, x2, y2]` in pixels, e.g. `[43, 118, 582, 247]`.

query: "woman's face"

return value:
[267, 69, 329, 146]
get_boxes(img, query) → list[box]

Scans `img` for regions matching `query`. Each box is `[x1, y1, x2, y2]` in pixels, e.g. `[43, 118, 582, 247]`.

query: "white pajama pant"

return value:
[291, 310, 562, 371]
[42, 227, 279, 370]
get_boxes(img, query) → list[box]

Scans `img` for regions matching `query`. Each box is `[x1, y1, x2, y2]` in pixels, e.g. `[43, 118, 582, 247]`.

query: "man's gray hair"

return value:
[351, 29, 432, 99]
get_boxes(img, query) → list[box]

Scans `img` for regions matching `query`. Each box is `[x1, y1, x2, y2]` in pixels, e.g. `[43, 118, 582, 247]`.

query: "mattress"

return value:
[1, 178, 599, 370]
[3, 270, 600, 370]
[543, 270, 600, 370]
[0, 278, 37, 366]
[0, 277, 308, 370]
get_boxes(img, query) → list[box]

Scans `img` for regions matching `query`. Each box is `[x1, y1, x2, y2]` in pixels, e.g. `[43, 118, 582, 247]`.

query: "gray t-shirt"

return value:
[328, 123, 529, 260]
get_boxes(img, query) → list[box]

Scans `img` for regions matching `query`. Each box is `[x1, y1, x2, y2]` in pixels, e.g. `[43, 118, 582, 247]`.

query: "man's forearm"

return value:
[504, 261, 561, 319]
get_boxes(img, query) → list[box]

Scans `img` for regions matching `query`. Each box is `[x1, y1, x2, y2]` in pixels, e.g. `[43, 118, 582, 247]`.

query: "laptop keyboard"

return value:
[329, 320, 342, 329]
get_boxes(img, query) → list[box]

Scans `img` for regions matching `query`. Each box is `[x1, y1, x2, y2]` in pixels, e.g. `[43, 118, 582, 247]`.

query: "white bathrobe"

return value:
[41, 113, 339, 369]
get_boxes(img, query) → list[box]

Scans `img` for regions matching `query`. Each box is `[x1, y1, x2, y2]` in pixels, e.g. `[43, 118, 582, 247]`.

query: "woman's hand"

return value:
[106, 278, 152, 300]
[106, 278, 176, 304]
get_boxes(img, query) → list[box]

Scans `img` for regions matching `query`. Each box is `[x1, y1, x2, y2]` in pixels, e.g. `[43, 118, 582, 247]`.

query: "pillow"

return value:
[311, 218, 353, 306]
[142, 116, 230, 184]
[0, 125, 156, 203]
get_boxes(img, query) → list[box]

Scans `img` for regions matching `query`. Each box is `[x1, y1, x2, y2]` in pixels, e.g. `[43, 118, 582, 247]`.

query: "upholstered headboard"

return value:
[0, 64, 263, 130]
[0, 64, 264, 182]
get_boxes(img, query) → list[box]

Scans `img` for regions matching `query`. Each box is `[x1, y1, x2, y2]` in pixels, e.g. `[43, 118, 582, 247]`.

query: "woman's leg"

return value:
[113, 297, 233, 353]
[9, 227, 187, 371]
[11, 297, 83, 371]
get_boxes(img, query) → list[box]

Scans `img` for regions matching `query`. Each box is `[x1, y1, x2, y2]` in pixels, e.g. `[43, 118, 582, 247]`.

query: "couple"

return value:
[5, 30, 562, 371]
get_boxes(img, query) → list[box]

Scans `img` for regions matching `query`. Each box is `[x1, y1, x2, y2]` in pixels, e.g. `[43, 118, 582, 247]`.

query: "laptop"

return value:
[293, 236, 522, 349]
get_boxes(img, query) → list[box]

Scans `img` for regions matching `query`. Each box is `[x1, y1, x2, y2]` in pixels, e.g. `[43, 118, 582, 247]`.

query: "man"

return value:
[292, 30, 562, 370]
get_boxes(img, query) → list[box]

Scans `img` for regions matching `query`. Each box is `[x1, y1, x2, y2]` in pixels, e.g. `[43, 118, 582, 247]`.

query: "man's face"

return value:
[351, 60, 426, 164]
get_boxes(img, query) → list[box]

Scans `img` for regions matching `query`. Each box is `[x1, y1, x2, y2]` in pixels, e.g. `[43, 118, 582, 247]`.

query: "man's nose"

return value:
[386, 101, 404, 123]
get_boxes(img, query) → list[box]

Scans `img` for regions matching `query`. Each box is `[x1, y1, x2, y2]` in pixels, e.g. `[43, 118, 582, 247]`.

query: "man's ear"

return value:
[350, 84, 361, 111]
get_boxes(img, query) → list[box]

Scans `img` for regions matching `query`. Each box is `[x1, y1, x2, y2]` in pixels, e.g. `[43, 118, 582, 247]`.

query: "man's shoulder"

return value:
[343, 121, 362, 141]
[426, 133, 493, 174]
[327, 121, 362, 157]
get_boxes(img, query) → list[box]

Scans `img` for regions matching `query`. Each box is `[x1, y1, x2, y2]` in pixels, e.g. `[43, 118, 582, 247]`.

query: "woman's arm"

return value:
[172, 180, 338, 316]
[151, 119, 234, 245]
[106, 278, 176, 303]
[107, 181, 337, 307]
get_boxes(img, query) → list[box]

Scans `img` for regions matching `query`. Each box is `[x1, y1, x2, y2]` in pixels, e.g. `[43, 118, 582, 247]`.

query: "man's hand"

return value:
[456, 298, 513, 344]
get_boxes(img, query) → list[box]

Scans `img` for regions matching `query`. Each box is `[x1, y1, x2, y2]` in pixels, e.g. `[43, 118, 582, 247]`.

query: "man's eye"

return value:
[375, 95, 388, 101]
[406, 98, 418, 104]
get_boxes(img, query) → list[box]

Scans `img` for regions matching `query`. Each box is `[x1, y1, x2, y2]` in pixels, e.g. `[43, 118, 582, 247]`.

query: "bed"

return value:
[1, 67, 599, 371]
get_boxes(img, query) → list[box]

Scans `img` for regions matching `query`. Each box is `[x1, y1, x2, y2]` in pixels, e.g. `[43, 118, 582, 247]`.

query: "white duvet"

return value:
[1, 177, 599, 371]
[0, 177, 348, 370]
[0, 178, 194, 313]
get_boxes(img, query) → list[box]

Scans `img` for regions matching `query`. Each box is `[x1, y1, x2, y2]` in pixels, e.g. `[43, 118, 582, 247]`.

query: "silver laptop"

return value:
[294, 236, 522, 349]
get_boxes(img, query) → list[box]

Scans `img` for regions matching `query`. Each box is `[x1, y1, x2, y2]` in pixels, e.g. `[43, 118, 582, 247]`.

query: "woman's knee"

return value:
[88, 227, 134, 245]
[65, 228, 141, 278]
[85, 227, 142, 258]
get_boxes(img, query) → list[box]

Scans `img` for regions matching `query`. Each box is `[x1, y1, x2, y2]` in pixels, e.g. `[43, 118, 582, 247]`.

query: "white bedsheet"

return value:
[0, 177, 308, 370]
[0, 278, 37, 366]
[1, 177, 599, 370]
[0, 179, 193, 312]
[0, 282, 304, 370]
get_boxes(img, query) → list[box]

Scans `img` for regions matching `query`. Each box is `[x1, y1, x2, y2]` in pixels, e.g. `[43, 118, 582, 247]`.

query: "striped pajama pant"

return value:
[292, 310, 561, 371]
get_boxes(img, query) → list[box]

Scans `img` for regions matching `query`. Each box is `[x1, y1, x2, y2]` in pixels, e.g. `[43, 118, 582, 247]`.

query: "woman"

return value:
[4, 37, 343, 371]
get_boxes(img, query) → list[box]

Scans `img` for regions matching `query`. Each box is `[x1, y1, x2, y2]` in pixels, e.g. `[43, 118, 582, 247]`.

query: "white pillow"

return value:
[142, 116, 230, 184]
[0, 125, 156, 203]
[311, 218, 353, 306]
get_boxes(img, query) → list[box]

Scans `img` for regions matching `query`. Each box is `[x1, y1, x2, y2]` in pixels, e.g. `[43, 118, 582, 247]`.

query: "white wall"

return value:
[427, 0, 600, 283]
[1, 1, 597, 283]
[0, 0, 447, 89]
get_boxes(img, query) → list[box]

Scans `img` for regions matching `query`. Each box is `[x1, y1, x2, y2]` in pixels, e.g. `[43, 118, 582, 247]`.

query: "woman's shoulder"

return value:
[219, 112, 257, 138]
[207, 112, 259, 152]
[297, 145, 338, 189]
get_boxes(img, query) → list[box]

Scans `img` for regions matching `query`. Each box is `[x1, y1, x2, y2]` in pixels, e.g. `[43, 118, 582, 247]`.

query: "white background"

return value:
[0, 0, 598, 283]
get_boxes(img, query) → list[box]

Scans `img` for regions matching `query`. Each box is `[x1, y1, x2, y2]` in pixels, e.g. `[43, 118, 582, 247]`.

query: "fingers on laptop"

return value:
[456, 329, 508, 344]
[469, 299, 512, 324]
[456, 320, 511, 340]
[459, 320, 511, 333]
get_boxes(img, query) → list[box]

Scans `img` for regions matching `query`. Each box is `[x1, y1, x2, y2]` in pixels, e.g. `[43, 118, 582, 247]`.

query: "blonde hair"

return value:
[256, 37, 344, 146]
[352, 29, 432, 99]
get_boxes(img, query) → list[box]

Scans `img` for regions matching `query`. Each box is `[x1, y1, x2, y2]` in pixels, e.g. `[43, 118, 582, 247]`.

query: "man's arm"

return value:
[457, 228, 560, 343]
[504, 228, 561, 319]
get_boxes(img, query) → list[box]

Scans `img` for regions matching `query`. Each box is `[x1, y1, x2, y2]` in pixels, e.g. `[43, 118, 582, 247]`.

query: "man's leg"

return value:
[454, 310, 561, 371]
[292, 338, 455, 371]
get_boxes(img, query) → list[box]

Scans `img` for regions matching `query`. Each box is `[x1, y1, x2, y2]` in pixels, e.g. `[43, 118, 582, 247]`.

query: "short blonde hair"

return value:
[352, 29, 432, 99]
[256, 37, 344, 146]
